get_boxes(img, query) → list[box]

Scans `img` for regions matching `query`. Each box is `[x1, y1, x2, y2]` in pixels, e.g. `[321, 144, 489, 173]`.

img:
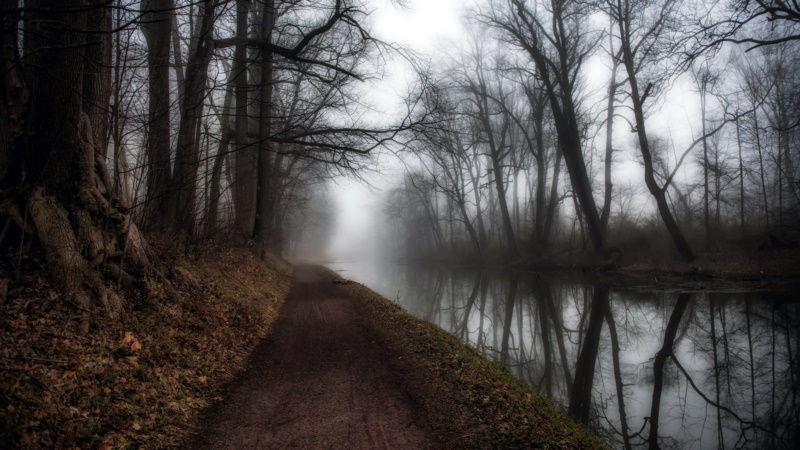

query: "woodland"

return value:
[0, 0, 798, 447]
[381, 0, 800, 269]
[0, 0, 797, 288]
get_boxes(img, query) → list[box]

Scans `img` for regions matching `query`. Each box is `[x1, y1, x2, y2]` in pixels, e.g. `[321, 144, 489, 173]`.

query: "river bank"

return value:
[325, 266, 603, 448]
[2, 249, 602, 448]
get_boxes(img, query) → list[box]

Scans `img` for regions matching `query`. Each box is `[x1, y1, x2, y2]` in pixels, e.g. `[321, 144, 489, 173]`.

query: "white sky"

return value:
[327, 0, 467, 260]
[326, 0, 708, 260]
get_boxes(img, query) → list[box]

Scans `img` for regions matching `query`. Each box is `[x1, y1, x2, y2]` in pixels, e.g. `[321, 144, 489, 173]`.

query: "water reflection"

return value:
[329, 262, 800, 449]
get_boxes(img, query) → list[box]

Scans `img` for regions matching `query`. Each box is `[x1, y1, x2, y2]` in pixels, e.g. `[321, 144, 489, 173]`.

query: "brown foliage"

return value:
[0, 248, 290, 448]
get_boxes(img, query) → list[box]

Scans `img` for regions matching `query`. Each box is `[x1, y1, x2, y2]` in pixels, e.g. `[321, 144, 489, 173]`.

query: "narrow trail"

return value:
[185, 264, 434, 449]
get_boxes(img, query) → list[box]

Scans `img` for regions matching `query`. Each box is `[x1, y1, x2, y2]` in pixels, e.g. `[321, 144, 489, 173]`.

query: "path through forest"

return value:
[184, 264, 434, 449]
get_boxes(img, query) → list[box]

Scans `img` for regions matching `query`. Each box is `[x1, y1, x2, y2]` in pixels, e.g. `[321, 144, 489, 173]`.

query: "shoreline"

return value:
[322, 265, 604, 448]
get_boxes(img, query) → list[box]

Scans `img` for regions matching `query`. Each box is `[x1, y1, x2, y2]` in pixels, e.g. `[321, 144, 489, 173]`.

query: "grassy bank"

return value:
[0, 247, 291, 449]
[324, 268, 604, 449]
[3, 249, 605, 448]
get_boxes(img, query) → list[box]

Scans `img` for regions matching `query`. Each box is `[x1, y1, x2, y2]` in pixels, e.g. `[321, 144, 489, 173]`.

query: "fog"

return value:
[324, 0, 721, 265]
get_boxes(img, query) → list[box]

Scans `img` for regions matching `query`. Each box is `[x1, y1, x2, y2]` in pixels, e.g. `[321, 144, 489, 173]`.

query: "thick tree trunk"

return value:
[556, 124, 604, 251]
[0, 0, 155, 317]
[83, 4, 112, 162]
[141, 0, 175, 230]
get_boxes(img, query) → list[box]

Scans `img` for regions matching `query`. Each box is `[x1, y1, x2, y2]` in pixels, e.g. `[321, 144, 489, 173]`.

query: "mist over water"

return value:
[327, 261, 800, 449]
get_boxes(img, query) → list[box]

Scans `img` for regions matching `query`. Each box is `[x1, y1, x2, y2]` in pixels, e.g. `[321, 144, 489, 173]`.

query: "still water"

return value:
[328, 261, 800, 449]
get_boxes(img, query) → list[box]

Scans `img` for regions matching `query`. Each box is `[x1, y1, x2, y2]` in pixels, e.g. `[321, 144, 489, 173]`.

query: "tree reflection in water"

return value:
[333, 262, 800, 449]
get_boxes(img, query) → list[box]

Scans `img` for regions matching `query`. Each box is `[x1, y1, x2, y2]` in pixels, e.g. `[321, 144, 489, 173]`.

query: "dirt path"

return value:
[184, 265, 434, 449]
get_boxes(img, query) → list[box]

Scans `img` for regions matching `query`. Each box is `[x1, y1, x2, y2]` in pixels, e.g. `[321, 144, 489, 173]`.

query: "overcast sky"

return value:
[325, 0, 707, 261]
[326, 0, 468, 260]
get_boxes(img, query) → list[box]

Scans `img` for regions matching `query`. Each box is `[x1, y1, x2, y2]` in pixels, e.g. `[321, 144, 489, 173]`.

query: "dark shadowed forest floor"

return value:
[2, 250, 600, 449]
[0, 247, 292, 448]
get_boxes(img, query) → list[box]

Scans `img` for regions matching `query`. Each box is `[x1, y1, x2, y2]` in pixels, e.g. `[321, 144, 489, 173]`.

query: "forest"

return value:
[379, 0, 800, 268]
[0, 0, 796, 280]
[0, 0, 798, 448]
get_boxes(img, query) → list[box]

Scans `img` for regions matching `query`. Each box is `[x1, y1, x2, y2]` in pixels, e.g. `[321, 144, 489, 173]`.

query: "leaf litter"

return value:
[0, 245, 291, 449]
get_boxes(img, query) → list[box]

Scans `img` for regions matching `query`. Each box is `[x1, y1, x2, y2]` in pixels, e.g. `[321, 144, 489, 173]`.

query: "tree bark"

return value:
[253, 0, 276, 257]
[141, 0, 175, 230]
[233, 0, 255, 234]
[0, 0, 154, 315]
[170, 0, 218, 237]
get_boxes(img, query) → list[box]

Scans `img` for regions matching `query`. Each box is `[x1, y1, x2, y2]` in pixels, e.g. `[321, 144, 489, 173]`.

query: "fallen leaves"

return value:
[119, 331, 142, 354]
[1, 247, 291, 448]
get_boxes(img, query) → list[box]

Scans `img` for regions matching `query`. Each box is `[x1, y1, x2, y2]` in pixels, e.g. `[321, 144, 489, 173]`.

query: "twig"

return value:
[10, 356, 71, 365]
[0, 365, 50, 390]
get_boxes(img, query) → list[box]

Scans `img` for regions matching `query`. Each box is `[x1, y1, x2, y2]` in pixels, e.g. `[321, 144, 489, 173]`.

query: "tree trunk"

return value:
[0, 0, 154, 316]
[479, 92, 517, 257]
[701, 84, 711, 251]
[754, 111, 770, 230]
[233, 0, 254, 234]
[619, 27, 696, 261]
[470, 148, 488, 249]
[736, 117, 745, 240]
[600, 45, 619, 234]
[253, 0, 276, 257]
[141, 0, 174, 230]
[542, 145, 562, 246]
[169, 0, 217, 239]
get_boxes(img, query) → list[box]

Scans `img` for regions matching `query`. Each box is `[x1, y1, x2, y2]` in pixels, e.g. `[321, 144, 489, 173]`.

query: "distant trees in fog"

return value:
[384, 0, 800, 264]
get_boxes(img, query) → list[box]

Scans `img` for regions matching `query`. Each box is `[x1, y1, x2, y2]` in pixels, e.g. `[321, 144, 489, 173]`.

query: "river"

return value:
[327, 260, 800, 449]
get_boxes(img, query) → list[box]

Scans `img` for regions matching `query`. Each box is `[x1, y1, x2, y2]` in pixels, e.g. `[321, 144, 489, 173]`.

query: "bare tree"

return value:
[607, 0, 697, 261]
[480, 0, 607, 252]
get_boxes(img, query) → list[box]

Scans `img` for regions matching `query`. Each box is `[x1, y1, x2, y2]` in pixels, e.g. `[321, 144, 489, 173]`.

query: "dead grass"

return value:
[621, 249, 800, 279]
[0, 247, 291, 449]
[324, 268, 604, 449]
